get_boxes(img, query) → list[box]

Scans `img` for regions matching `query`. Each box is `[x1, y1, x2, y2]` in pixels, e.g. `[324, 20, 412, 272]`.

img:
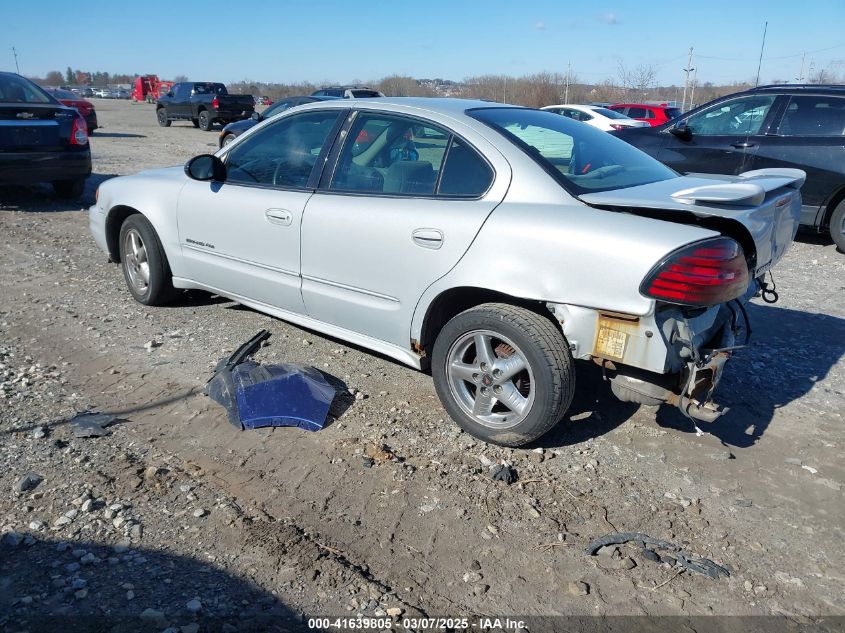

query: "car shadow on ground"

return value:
[0, 536, 313, 632]
[536, 303, 845, 450]
[0, 173, 119, 213]
[90, 132, 146, 139]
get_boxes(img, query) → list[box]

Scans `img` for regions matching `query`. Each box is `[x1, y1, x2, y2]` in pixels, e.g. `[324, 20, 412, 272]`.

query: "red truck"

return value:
[132, 76, 173, 103]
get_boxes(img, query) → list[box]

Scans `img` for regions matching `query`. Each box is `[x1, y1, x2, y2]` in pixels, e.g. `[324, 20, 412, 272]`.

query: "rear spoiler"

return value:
[671, 169, 806, 206]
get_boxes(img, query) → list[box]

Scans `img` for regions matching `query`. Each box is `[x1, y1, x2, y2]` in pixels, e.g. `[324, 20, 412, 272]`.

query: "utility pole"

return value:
[689, 67, 698, 109]
[755, 21, 768, 87]
[795, 52, 806, 83]
[12, 46, 20, 74]
[503, 76, 507, 103]
[564, 61, 571, 103]
[681, 46, 694, 112]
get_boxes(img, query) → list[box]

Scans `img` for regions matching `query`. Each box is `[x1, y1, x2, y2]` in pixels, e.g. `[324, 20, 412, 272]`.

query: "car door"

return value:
[171, 83, 192, 118]
[749, 93, 845, 226]
[176, 109, 345, 312]
[657, 94, 779, 176]
[300, 110, 509, 349]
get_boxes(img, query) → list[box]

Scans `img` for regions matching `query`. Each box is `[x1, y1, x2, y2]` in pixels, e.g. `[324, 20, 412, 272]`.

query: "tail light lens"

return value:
[70, 115, 88, 145]
[640, 237, 749, 306]
[211, 96, 219, 109]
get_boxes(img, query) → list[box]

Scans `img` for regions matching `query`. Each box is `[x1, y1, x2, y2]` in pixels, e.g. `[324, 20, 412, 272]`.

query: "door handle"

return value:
[731, 141, 756, 149]
[411, 228, 444, 249]
[265, 208, 293, 226]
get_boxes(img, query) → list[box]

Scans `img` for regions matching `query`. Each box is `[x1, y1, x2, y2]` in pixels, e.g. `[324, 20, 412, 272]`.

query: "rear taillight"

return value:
[640, 237, 749, 306]
[70, 115, 88, 145]
[211, 96, 219, 109]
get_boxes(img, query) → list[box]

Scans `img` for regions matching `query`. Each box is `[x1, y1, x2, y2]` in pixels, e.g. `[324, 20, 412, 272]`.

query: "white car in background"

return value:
[542, 104, 649, 132]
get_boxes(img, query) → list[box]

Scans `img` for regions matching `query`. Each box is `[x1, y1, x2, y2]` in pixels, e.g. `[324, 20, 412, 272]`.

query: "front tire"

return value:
[118, 215, 177, 306]
[156, 108, 171, 127]
[830, 200, 845, 253]
[432, 303, 575, 446]
[222, 133, 236, 147]
[198, 110, 213, 131]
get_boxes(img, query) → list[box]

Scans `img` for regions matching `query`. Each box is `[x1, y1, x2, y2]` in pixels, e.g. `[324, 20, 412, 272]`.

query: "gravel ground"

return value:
[1, 99, 843, 632]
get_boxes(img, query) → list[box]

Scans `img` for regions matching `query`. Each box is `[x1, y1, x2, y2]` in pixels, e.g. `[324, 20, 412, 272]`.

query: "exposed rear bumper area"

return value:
[548, 278, 760, 424]
[0, 150, 91, 185]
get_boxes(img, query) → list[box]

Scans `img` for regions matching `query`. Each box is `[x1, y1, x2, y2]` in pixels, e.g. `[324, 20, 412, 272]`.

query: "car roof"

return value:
[751, 83, 845, 93]
[295, 97, 519, 116]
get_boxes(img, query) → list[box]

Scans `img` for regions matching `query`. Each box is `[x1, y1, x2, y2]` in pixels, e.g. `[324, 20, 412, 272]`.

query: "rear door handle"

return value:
[265, 208, 293, 226]
[411, 228, 444, 249]
[731, 141, 756, 149]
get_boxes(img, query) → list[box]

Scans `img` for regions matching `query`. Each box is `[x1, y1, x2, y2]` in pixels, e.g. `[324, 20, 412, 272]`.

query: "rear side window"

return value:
[330, 113, 450, 195]
[627, 107, 648, 118]
[438, 139, 493, 197]
[777, 95, 845, 136]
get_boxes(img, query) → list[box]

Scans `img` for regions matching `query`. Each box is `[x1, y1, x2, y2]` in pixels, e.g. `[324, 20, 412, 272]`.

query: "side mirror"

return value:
[670, 122, 692, 140]
[185, 154, 226, 182]
[251, 111, 261, 121]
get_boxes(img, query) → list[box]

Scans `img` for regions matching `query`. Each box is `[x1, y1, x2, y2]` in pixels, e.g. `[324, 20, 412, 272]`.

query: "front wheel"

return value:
[198, 110, 213, 131]
[830, 200, 845, 253]
[118, 215, 177, 306]
[156, 108, 171, 127]
[432, 303, 575, 446]
[222, 133, 237, 147]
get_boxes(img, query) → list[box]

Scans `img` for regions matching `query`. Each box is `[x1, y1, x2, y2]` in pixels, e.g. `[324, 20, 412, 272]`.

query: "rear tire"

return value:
[432, 303, 575, 446]
[198, 110, 213, 131]
[118, 214, 177, 306]
[830, 200, 845, 253]
[156, 108, 171, 127]
[52, 179, 85, 199]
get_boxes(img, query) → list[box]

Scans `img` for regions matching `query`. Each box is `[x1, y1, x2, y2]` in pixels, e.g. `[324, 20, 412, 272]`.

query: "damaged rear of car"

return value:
[466, 107, 802, 430]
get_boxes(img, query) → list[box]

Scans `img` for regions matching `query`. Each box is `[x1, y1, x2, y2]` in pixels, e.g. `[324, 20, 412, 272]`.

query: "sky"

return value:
[3, 0, 844, 87]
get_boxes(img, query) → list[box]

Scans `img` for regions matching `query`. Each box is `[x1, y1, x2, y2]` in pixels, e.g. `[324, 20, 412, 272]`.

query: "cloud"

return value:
[598, 11, 619, 25]
[535, 20, 547, 30]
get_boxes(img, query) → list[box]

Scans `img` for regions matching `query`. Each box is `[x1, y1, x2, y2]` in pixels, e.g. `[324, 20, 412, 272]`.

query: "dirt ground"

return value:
[1, 98, 843, 632]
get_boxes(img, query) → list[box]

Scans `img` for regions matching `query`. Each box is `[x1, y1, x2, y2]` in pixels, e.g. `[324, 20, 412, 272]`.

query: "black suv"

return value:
[311, 86, 384, 98]
[614, 85, 845, 251]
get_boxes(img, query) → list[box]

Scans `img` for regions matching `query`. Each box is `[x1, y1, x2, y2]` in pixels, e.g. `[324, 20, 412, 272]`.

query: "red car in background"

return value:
[609, 103, 682, 127]
[45, 88, 98, 133]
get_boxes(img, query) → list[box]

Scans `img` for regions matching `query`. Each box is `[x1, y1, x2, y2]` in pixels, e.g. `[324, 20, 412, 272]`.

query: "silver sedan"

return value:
[90, 98, 804, 446]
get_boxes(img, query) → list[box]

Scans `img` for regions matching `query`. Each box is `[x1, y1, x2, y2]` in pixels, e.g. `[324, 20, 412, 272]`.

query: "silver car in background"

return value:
[89, 99, 804, 446]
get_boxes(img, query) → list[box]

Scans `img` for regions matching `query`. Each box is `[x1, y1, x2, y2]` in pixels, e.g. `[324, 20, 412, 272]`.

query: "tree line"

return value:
[27, 63, 844, 109]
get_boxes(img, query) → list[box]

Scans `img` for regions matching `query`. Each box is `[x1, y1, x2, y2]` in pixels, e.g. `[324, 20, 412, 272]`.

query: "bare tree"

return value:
[616, 60, 657, 100]
[44, 71, 64, 86]
[376, 75, 435, 97]
[173, 75, 190, 83]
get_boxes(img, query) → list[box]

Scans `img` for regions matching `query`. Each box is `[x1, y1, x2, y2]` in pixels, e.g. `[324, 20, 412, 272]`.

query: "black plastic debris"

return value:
[585, 532, 730, 580]
[205, 330, 336, 432]
[490, 463, 518, 485]
[70, 412, 117, 438]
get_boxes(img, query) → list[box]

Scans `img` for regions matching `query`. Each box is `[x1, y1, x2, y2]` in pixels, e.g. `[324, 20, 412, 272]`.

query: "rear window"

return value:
[592, 107, 628, 120]
[48, 88, 78, 100]
[0, 74, 53, 104]
[469, 107, 677, 195]
[350, 90, 382, 98]
[193, 83, 226, 95]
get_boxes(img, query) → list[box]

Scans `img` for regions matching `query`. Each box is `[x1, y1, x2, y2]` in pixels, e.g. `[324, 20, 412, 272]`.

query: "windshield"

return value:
[0, 74, 54, 104]
[469, 107, 677, 195]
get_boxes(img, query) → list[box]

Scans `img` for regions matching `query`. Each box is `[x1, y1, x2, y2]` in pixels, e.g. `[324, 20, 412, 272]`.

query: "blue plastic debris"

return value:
[206, 330, 335, 432]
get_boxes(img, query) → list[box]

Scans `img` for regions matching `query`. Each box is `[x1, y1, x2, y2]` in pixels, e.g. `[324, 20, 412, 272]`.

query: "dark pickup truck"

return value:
[156, 82, 254, 131]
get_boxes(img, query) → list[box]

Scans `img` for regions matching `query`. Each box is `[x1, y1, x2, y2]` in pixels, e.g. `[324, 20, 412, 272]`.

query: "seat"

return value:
[383, 160, 435, 194]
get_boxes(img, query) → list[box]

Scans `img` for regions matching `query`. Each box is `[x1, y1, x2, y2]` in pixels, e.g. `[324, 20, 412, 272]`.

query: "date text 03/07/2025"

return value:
[306, 617, 527, 630]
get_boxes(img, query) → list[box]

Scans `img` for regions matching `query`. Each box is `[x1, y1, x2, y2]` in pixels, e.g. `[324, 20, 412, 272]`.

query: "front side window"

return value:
[225, 110, 341, 188]
[776, 95, 845, 136]
[470, 107, 676, 195]
[685, 95, 776, 136]
[330, 113, 450, 195]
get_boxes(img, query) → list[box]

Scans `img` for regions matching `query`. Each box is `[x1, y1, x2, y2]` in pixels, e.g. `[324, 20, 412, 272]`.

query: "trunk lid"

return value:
[579, 168, 805, 275]
[0, 103, 74, 151]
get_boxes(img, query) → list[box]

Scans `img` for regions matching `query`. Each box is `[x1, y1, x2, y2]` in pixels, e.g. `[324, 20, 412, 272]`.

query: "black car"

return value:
[218, 95, 339, 148]
[0, 72, 91, 198]
[614, 84, 845, 251]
